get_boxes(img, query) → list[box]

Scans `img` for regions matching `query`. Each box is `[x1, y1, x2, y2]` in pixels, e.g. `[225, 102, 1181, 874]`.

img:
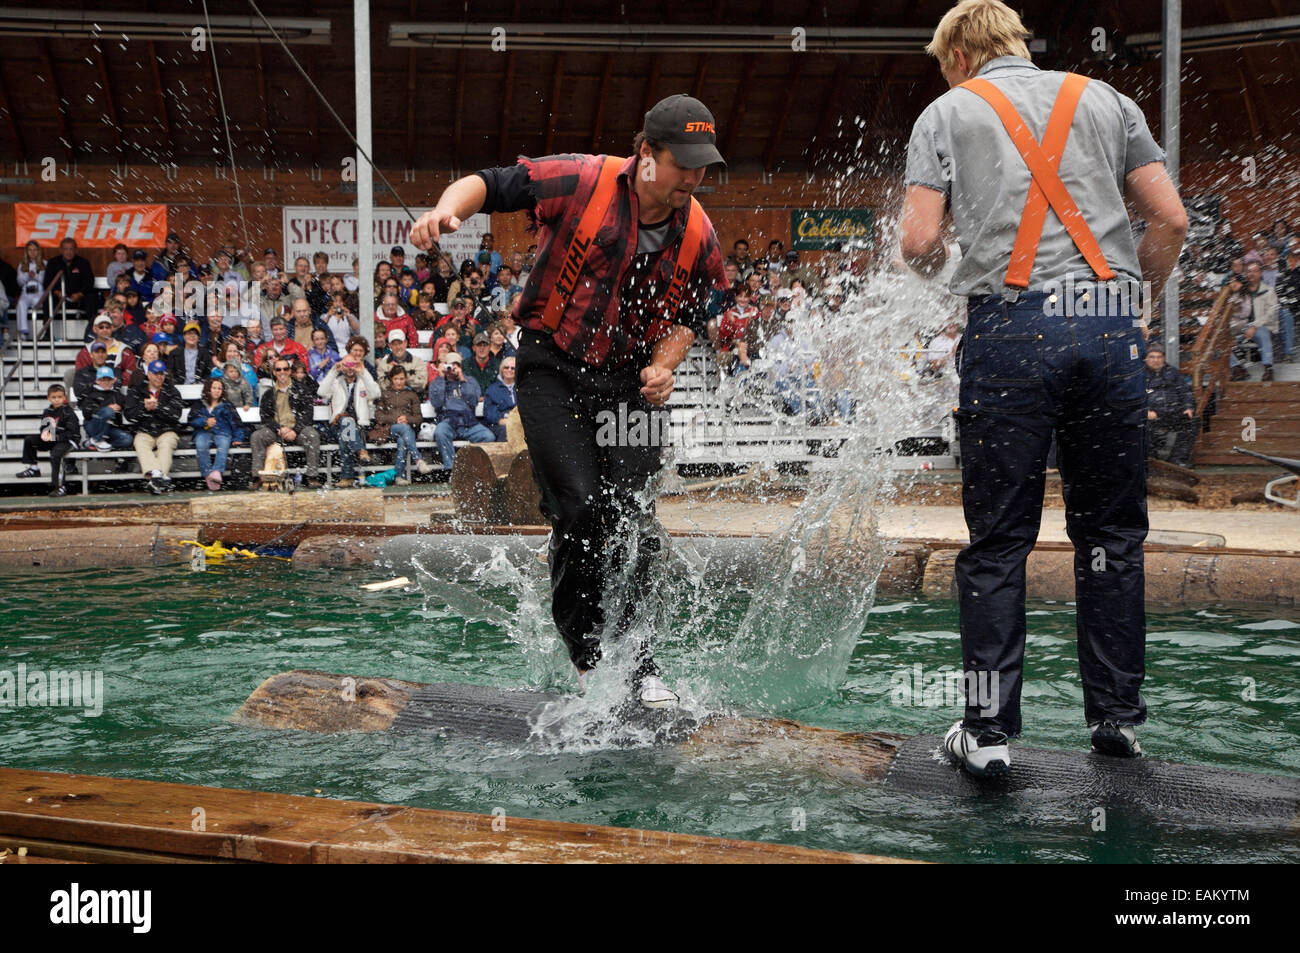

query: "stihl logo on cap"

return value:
[684, 121, 715, 134]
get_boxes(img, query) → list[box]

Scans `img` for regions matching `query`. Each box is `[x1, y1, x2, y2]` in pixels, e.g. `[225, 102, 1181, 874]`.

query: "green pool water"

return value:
[1, 561, 1298, 863]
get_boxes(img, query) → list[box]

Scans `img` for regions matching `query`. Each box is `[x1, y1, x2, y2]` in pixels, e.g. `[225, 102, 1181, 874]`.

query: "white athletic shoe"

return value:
[415, 458, 433, 475]
[637, 674, 679, 710]
[943, 720, 1011, 778]
[1089, 722, 1142, 758]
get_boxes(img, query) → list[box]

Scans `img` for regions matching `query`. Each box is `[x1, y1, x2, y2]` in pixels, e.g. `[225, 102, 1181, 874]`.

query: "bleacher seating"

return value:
[0, 308, 956, 493]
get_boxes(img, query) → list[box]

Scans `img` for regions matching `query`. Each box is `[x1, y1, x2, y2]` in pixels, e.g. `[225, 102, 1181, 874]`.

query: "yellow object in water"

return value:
[180, 540, 272, 561]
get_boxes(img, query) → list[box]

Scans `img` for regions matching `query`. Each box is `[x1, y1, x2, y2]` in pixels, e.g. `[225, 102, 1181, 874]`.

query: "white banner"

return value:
[282, 206, 490, 274]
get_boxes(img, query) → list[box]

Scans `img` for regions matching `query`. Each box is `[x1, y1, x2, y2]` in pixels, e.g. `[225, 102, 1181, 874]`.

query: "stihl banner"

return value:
[15, 203, 169, 248]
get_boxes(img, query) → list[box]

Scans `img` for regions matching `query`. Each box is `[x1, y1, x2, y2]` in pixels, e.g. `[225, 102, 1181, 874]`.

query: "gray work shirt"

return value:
[905, 56, 1166, 297]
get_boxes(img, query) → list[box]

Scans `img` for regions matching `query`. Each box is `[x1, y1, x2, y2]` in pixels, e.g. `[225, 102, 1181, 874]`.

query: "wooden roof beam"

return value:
[452, 48, 466, 172]
[0, 72, 24, 160]
[763, 53, 805, 171]
[39, 39, 76, 162]
[543, 54, 565, 156]
[590, 53, 615, 154]
[147, 41, 172, 149]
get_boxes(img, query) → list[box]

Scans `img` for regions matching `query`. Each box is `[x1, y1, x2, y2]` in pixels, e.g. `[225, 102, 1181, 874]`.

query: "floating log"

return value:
[235, 670, 1300, 827]
[0, 767, 902, 864]
[377, 533, 930, 594]
[0, 525, 198, 569]
[923, 546, 1300, 607]
[291, 534, 389, 569]
[190, 487, 385, 524]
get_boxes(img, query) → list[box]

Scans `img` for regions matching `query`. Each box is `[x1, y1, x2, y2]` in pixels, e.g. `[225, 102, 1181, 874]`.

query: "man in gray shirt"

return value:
[900, 0, 1187, 777]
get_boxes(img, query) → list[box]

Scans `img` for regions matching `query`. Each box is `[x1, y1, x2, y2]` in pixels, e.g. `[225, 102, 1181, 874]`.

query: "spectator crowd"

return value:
[1, 230, 530, 495]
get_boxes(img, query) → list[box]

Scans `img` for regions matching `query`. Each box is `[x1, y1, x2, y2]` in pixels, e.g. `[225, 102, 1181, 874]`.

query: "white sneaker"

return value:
[943, 720, 1011, 778]
[92, 439, 113, 452]
[1089, 722, 1142, 758]
[415, 458, 433, 475]
[393, 476, 410, 486]
[637, 674, 679, 709]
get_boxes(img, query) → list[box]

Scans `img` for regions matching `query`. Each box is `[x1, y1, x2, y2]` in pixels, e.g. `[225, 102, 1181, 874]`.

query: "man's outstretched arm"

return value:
[411, 175, 489, 250]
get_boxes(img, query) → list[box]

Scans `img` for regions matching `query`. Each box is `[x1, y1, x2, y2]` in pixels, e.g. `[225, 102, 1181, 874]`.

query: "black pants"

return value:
[515, 330, 663, 672]
[955, 286, 1148, 738]
[23, 436, 72, 487]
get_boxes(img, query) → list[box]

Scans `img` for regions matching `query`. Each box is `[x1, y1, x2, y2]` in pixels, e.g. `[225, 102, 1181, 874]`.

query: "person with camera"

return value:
[426, 351, 494, 471]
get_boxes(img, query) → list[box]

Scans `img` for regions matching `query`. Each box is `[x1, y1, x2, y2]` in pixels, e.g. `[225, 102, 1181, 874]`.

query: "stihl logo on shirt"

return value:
[684, 121, 715, 134]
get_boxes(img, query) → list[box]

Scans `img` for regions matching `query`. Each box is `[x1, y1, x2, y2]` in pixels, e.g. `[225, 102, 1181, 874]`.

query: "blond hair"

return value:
[926, 0, 1032, 76]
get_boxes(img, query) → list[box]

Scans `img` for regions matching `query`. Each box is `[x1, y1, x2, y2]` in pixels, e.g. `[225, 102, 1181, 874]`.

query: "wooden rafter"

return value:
[498, 0, 522, 164]
[810, 59, 850, 163]
[405, 0, 417, 168]
[763, 54, 805, 170]
[94, 42, 123, 155]
[305, 53, 321, 168]
[640, 57, 661, 121]
[721, 53, 757, 160]
[452, 48, 465, 171]
[590, 54, 615, 154]
[39, 39, 75, 161]
[499, 52, 517, 164]
[543, 54, 565, 156]
[147, 41, 172, 146]
[255, 42, 273, 164]
[0, 72, 24, 160]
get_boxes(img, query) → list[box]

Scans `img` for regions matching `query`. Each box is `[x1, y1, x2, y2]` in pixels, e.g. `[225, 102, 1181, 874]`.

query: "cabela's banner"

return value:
[16, 203, 168, 248]
[790, 208, 874, 251]
[283, 207, 489, 273]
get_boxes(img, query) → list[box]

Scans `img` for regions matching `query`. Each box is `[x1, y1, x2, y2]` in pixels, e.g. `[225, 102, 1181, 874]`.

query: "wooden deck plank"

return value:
[0, 768, 913, 864]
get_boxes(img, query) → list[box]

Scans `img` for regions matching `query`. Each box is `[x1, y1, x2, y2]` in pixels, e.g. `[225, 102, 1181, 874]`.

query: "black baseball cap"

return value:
[644, 94, 726, 168]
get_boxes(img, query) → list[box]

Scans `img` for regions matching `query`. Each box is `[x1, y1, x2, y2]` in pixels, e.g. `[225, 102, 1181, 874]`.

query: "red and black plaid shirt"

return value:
[477, 153, 728, 370]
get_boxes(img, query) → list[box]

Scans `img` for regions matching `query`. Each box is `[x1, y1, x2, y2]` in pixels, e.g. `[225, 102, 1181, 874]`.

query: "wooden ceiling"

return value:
[0, 0, 1296, 175]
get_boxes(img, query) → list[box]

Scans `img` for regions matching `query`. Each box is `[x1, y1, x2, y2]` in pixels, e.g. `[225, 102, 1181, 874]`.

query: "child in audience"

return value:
[17, 384, 81, 496]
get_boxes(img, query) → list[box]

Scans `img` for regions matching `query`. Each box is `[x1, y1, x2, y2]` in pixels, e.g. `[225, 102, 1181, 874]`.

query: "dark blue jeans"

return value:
[955, 284, 1148, 737]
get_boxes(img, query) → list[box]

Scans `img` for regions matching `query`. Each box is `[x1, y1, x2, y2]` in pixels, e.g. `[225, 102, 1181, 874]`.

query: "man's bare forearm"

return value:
[434, 175, 488, 221]
[650, 325, 695, 371]
[1137, 220, 1186, 300]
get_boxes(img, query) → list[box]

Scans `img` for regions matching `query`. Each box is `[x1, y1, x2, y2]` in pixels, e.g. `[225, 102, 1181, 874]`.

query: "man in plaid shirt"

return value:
[414, 94, 728, 709]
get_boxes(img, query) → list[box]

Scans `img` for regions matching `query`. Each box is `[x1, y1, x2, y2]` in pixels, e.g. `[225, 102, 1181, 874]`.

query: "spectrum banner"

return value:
[283, 206, 489, 273]
[16, 203, 169, 248]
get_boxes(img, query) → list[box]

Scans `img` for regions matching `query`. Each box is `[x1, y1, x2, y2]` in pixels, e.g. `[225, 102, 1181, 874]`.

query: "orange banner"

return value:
[15, 203, 168, 248]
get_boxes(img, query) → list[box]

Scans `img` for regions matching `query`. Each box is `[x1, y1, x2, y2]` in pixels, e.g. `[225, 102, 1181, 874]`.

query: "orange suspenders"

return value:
[541, 155, 706, 332]
[961, 72, 1115, 290]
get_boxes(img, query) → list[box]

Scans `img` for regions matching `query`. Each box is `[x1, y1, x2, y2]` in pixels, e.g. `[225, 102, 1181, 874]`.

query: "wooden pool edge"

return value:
[0, 767, 918, 865]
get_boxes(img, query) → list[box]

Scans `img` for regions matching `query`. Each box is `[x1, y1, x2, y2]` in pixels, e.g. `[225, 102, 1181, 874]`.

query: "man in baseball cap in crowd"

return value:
[411, 93, 728, 709]
[464, 330, 500, 392]
[125, 358, 184, 494]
